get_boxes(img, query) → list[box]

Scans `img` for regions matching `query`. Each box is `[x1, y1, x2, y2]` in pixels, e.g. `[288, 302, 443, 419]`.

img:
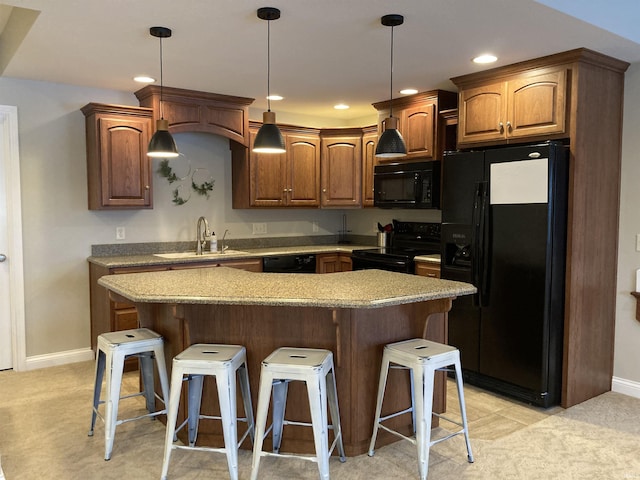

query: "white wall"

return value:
[614, 61, 640, 391]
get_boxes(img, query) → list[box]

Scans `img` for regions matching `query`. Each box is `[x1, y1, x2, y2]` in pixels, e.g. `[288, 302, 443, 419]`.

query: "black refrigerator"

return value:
[441, 141, 568, 408]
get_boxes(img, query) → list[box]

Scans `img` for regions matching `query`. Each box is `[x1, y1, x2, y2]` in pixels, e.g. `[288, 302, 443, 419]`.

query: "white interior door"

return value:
[0, 105, 25, 371]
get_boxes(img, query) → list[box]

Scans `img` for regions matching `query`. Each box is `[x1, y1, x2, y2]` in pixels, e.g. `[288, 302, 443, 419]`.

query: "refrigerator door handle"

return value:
[478, 182, 490, 306]
[471, 182, 483, 305]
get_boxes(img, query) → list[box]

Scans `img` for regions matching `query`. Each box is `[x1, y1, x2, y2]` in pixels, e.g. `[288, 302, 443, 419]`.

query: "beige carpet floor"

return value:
[1, 360, 639, 479]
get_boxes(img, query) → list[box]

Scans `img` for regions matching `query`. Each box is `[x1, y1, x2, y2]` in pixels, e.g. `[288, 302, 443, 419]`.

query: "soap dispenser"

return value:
[209, 231, 218, 253]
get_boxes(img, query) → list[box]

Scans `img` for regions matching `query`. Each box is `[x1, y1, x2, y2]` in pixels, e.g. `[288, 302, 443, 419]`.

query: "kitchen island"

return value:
[98, 267, 475, 456]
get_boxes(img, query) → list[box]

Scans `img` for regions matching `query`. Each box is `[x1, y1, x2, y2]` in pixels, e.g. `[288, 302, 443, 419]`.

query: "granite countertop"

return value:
[88, 245, 372, 268]
[98, 267, 474, 309]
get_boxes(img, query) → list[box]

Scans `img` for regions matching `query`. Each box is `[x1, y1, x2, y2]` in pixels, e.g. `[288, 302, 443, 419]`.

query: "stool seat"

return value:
[160, 344, 254, 480]
[369, 338, 474, 480]
[89, 328, 170, 461]
[251, 347, 346, 480]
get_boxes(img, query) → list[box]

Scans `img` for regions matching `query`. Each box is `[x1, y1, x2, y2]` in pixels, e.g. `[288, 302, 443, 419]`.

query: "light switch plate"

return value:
[636, 234, 640, 252]
[116, 226, 125, 240]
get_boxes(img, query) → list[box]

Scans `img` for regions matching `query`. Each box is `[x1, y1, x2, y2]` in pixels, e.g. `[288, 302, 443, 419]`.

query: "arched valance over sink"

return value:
[135, 85, 254, 148]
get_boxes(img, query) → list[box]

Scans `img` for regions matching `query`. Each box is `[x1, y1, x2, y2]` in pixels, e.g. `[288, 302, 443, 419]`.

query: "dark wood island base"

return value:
[131, 298, 452, 457]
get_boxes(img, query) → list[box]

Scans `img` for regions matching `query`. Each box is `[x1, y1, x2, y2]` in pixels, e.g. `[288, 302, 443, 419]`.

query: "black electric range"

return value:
[351, 220, 441, 274]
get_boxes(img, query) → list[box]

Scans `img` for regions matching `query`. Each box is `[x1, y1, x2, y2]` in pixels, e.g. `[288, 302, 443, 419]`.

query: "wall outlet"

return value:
[636, 234, 640, 251]
[312, 221, 319, 233]
[252, 222, 267, 235]
[116, 226, 126, 240]
[373, 222, 379, 233]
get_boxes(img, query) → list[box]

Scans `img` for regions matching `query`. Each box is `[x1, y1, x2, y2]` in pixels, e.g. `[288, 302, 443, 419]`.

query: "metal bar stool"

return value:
[160, 344, 255, 480]
[88, 328, 170, 461]
[250, 347, 346, 480]
[368, 338, 474, 480]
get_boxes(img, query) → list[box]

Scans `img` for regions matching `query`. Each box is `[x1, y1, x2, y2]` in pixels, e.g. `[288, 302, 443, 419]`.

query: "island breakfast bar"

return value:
[98, 267, 476, 456]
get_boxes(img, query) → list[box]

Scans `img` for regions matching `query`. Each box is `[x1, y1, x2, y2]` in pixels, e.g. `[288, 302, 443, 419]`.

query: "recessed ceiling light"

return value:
[400, 88, 418, 95]
[473, 54, 498, 64]
[134, 75, 156, 83]
[334, 103, 350, 110]
[266, 94, 283, 101]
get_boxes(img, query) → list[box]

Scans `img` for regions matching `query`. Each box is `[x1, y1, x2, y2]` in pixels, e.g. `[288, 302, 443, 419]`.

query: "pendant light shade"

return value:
[147, 26, 179, 158]
[376, 14, 407, 159]
[254, 7, 285, 154]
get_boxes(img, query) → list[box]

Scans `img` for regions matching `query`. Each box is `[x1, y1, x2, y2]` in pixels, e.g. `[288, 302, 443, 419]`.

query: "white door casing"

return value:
[0, 105, 26, 371]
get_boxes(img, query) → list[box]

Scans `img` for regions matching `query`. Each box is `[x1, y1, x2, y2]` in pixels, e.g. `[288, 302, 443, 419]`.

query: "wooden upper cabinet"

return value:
[508, 70, 567, 139]
[287, 134, 321, 207]
[320, 131, 363, 208]
[237, 126, 320, 208]
[249, 130, 287, 207]
[372, 90, 458, 162]
[402, 102, 436, 159]
[362, 128, 378, 207]
[135, 86, 253, 147]
[455, 68, 568, 146]
[81, 103, 153, 210]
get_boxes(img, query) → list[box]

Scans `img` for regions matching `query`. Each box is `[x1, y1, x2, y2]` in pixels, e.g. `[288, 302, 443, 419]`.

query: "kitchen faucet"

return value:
[220, 229, 229, 253]
[196, 216, 210, 255]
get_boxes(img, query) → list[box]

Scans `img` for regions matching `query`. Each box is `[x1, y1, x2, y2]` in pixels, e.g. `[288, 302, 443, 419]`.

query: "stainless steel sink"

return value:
[153, 250, 249, 259]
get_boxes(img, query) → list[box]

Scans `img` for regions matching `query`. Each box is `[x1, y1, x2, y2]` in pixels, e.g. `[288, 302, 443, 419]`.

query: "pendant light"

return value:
[147, 26, 179, 158]
[375, 14, 407, 158]
[253, 7, 286, 154]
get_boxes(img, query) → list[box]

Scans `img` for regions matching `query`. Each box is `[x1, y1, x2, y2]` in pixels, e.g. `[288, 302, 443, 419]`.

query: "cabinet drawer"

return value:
[415, 263, 440, 278]
[114, 307, 138, 331]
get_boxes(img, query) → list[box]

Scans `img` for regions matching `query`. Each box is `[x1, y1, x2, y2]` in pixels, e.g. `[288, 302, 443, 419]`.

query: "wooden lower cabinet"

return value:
[316, 253, 352, 273]
[415, 262, 440, 278]
[89, 258, 263, 352]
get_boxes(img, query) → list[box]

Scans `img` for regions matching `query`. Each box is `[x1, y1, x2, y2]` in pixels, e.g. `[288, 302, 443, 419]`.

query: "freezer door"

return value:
[442, 150, 485, 224]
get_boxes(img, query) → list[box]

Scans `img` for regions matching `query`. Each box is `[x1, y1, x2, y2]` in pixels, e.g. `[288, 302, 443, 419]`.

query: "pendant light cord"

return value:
[159, 35, 165, 119]
[267, 19, 271, 113]
[389, 24, 394, 119]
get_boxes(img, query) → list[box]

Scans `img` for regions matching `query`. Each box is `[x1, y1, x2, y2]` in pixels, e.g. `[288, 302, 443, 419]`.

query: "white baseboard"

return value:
[24, 347, 94, 370]
[612, 376, 640, 399]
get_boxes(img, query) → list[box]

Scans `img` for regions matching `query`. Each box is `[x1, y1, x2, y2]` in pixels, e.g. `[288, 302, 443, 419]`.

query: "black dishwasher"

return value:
[262, 254, 316, 273]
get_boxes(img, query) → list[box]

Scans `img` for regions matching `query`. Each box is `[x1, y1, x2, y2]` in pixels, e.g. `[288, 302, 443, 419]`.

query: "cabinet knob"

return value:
[0, 253, 6, 262]
[498, 122, 504, 132]
[506, 121, 512, 130]
[145, 185, 150, 190]
[322, 188, 327, 193]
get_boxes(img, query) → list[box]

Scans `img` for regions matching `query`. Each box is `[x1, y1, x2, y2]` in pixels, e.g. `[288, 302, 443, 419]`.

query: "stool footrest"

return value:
[116, 409, 166, 426]
[258, 450, 319, 464]
[377, 422, 417, 445]
[433, 412, 464, 429]
[379, 406, 413, 423]
[431, 429, 466, 447]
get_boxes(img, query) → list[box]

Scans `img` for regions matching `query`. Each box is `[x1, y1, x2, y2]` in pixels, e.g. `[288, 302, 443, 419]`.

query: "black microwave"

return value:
[374, 161, 441, 209]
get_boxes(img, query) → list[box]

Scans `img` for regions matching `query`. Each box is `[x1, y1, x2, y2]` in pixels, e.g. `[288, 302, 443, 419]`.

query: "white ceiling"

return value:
[2, 0, 640, 123]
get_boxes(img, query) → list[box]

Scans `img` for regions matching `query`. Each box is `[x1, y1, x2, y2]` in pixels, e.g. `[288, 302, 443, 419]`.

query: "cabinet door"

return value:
[321, 136, 362, 207]
[415, 262, 440, 278]
[287, 134, 320, 207]
[458, 82, 507, 145]
[507, 69, 567, 139]
[402, 103, 436, 159]
[97, 116, 152, 208]
[362, 132, 378, 207]
[250, 130, 287, 207]
[339, 255, 353, 272]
